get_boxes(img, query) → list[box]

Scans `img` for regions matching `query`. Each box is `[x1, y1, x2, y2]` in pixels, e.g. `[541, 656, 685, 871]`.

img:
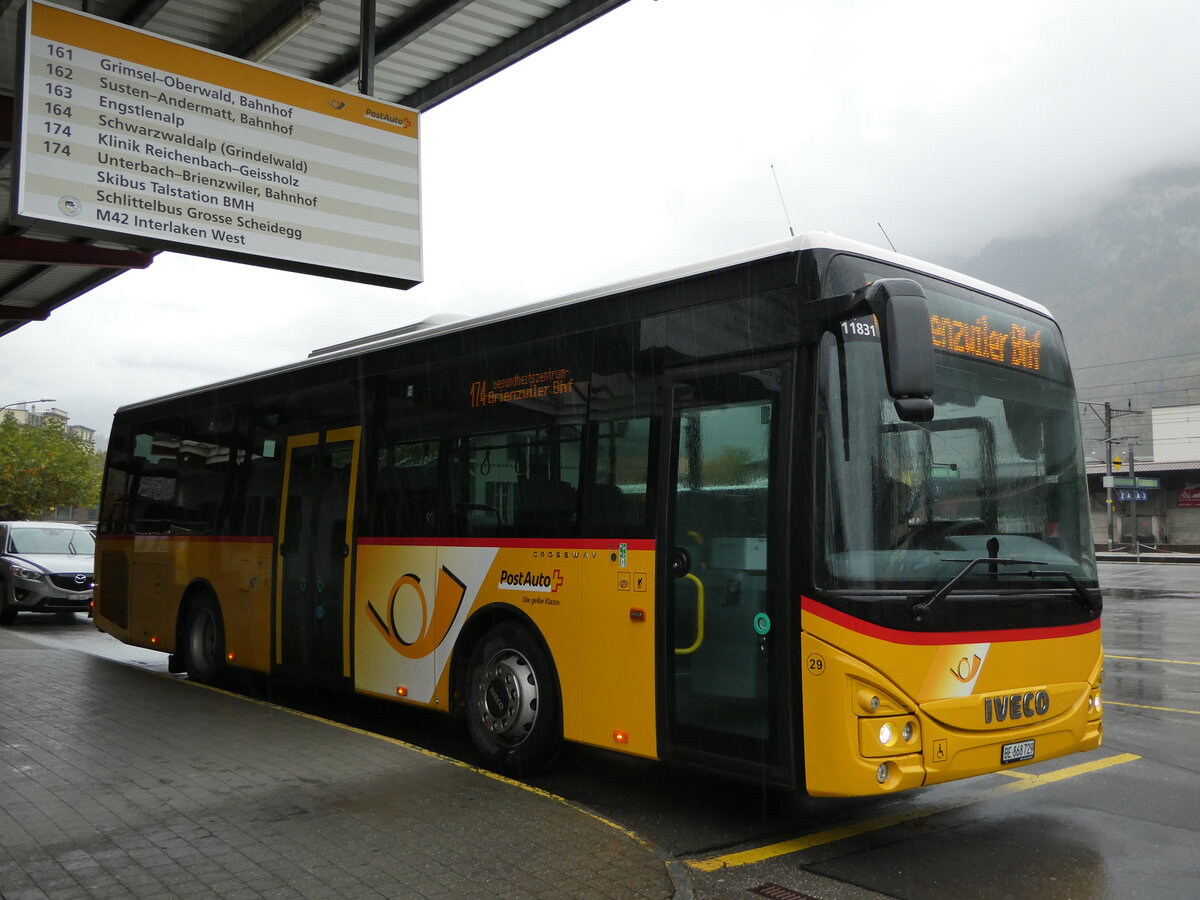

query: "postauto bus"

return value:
[94, 233, 1102, 795]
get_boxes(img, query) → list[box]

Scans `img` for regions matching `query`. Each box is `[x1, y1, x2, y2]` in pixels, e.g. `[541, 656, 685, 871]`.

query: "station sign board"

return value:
[12, 1, 421, 288]
[1103, 476, 1160, 489]
[1116, 489, 1149, 503]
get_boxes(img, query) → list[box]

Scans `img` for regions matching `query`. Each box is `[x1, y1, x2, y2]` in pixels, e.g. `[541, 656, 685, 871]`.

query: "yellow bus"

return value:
[94, 233, 1103, 795]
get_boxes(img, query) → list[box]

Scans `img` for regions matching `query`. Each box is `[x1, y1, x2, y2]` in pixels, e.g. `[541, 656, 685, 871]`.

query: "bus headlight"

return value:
[859, 716, 920, 757]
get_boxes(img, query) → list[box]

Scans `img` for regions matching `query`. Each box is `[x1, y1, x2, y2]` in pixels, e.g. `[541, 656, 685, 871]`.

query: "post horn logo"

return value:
[367, 566, 467, 659]
[950, 654, 983, 683]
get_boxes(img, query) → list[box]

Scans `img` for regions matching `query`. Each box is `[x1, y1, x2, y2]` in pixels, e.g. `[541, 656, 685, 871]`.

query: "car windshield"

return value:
[7, 527, 95, 556]
[817, 255, 1097, 591]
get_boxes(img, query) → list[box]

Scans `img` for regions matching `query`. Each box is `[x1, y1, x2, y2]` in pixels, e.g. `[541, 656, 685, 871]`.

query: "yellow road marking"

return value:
[1107, 700, 1200, 716]
[686, 753, 1140, 871]
[996, 769, 1036, 780]
[1106, 653, 1200, 666]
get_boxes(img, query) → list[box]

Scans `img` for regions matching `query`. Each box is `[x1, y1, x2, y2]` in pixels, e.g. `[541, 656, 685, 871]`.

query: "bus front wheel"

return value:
[465, 622, 561, 776]
[183, 595, 225, 684]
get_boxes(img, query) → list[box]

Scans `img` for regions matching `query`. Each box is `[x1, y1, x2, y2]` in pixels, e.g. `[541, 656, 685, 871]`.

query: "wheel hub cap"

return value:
[478, 648, 538, 746]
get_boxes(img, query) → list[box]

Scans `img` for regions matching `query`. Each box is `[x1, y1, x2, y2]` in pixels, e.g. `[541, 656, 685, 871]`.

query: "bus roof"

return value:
[115, 232, 1053, 414]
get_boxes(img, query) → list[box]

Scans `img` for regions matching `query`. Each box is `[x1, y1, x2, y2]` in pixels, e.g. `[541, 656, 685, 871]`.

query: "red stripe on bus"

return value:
[358, 537, 657, 551]
[801, 595, 1100, 645]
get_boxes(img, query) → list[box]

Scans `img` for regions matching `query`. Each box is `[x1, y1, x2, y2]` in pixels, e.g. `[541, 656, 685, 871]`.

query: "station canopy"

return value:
[0, 0, 629, 338]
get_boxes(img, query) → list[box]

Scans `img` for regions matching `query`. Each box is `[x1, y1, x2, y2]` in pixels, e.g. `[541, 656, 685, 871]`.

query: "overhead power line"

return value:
[1077, 372, 1200, 392]
[1074, 350, 1200, 371]
[1078, 386, 1200, 405]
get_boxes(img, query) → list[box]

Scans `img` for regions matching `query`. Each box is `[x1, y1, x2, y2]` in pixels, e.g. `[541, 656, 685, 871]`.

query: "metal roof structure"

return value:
[1086, 460, 1200, 475]
[0, 0, 629, 338]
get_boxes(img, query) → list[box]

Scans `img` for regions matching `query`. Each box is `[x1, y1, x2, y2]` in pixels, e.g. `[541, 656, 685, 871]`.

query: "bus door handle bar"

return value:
[674, 573, 705, 655]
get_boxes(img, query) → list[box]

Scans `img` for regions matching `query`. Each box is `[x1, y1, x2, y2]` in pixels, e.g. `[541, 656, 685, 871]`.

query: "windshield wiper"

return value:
[911, 557, 1040, 621]
[911, 558, 1101, 621]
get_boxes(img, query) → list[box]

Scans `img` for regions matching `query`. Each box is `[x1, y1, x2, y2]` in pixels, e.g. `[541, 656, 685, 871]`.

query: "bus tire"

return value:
[465, 621, 561, 776]
[183, 595, 225, 684]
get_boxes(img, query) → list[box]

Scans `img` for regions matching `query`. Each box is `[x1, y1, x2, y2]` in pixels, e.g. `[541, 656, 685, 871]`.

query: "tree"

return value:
[0, 414, 102, 520]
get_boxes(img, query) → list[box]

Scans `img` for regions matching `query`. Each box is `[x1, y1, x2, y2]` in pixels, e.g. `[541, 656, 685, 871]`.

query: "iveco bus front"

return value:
[801, 251, 1102, 796]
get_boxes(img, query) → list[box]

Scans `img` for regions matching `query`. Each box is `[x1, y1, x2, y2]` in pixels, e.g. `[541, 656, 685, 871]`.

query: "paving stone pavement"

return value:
[0, 630, 678, 899]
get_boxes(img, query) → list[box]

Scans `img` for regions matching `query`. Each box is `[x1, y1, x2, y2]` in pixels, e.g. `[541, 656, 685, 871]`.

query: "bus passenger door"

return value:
[275, 427, 361, 682]
[659, 361, 792, 780]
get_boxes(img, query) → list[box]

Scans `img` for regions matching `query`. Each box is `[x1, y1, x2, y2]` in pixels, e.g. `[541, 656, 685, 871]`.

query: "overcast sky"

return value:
[5, 0, 1200, 441]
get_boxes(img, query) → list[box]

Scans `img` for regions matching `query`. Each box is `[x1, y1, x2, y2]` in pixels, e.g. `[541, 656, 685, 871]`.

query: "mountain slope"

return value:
[956, 164, 1200, 457]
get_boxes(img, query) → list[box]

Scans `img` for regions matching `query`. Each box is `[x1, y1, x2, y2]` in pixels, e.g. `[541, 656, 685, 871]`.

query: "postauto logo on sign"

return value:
[497, 569, 563, 593]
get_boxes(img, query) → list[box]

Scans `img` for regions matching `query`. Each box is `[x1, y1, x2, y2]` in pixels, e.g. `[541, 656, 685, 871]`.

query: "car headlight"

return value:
[11, 566, 43, 580]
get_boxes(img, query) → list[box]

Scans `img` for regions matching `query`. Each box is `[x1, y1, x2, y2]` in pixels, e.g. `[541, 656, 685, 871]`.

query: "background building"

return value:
[1087, 402, 1200, 551]
[3, 404, 96, 450]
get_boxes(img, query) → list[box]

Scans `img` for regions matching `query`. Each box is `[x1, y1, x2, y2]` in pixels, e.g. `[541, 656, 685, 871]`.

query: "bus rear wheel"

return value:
[465, 622, 561, 776]
[183, 595, 225, 684]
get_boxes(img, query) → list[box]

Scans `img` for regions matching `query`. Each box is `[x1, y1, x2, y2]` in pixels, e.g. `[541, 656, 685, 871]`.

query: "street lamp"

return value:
[1, 398, 55, 412]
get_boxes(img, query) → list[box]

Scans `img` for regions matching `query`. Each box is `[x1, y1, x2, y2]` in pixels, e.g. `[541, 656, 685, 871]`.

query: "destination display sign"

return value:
[13, 1, 421, 288]
[469, 368, 577, 409]
[840, 312, 1044, 374]
[928, 313, 1041, 372]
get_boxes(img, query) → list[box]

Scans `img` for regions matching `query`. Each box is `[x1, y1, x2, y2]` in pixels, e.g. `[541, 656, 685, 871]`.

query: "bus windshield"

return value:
[817, 255, 1097, 591]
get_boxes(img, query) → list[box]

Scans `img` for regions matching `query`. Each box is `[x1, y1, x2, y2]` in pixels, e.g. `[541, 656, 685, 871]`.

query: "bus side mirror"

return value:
[864, 279, 935, 422]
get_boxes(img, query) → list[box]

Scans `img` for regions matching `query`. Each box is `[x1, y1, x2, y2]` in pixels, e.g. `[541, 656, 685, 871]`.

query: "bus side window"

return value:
[241, 444, 280, 537]
[100, 426, 135, 534]
[172, 433, 241, 536]
[129, 425, 181, 535]
[585, 417, 652, 537]
[374, 439, 439, 537]
[450, 428, 582, 539]
[587, 321, 656, 539]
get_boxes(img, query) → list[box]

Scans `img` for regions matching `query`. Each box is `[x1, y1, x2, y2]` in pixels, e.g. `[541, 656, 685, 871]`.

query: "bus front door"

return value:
[275, 427, 361, 682]
[660, 362, 792, 781]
